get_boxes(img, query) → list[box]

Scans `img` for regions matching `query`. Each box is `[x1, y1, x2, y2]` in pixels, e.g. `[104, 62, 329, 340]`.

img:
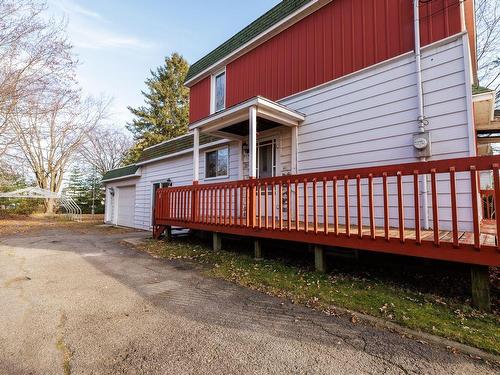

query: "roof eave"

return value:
[189, 96, 305, 133]
[102, 171, 141, 184]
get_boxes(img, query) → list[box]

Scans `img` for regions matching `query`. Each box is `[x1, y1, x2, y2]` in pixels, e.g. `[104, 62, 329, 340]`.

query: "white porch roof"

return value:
[188, 96, 305, 138]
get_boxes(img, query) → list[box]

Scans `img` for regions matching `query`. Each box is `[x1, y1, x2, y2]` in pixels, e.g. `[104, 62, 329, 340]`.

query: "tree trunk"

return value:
[45, 197, 56, 214]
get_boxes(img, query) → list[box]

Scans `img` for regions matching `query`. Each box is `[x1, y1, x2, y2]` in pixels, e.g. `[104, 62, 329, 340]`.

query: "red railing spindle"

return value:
[279, 182, 284, 231]
[449, 167, 459, 248]
[313, 178, 318, 234]
[287, 180, 291, 231]
[431, 169, 439, 246]
[356, 174, 362, 238]
[383, 173, 389, 241]
[323, 177, 328, 235]
[333, 176, 338, 235]
[257, 184, 261, 228]
[239, 185, 243, 226]
[271, 181, 277, 229]
[345, 176, 350, 237]
[413, 171, 421, 244]
[470, 166, 480, 250]
[397, 172, 405, 243]
[368, 174, 375, 240]
[493, 163, 500, 251]
[264, 183, 269, 229]
[294, 180, 299, 231]
[229, 187, 233, 226]
[304, 179, 309, 233]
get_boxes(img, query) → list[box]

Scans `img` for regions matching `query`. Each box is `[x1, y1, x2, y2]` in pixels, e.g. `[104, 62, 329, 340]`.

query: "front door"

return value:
[257, 139, 277, 178]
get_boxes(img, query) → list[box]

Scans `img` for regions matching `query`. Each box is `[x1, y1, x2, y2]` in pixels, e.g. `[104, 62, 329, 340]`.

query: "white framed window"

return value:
[205, 146, 229, 179]
[211, 69, 226, 113]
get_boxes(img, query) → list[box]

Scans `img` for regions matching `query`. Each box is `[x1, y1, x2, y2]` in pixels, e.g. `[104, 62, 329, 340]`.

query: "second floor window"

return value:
[214, 70, 226, 112]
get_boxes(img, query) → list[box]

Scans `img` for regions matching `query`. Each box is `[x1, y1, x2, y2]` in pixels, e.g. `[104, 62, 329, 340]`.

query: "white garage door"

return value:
[117, 186, 136, 228]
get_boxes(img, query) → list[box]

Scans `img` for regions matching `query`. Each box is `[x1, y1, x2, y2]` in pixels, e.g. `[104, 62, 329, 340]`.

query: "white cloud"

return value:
[71, 28, 155, 50]
[49, 0, 154, 50]
[49, 0, 102, 20]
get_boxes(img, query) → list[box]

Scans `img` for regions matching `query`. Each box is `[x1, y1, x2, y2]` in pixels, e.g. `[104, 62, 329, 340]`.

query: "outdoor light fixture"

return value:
[242, 142, 249, 154]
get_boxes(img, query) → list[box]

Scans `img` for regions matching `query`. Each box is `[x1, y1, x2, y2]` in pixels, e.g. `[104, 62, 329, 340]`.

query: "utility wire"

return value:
[418, 0, 465, 21]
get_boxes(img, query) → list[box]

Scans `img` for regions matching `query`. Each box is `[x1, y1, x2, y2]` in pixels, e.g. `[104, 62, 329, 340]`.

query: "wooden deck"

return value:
[154, 156, 500, 267]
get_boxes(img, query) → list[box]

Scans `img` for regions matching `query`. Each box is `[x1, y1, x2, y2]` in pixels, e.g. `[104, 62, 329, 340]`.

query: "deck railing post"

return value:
[249, 184, 256, 228]
[191, 182, 198, 222]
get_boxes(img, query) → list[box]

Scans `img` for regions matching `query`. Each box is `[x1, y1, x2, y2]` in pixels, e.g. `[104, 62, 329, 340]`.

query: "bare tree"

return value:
[11, 90, 109, 213]
[80, 126, 132, 176]
[476, 0, 500, 104]
[0, 0, 75, 157]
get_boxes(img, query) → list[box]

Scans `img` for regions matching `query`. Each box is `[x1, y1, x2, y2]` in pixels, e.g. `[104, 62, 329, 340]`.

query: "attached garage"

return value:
[116, 186, 136, 228]
[101, 165, 141, 228]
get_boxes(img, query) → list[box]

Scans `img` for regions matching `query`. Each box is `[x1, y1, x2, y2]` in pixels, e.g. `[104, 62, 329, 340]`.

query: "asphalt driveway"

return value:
[0, 223, 497, 374]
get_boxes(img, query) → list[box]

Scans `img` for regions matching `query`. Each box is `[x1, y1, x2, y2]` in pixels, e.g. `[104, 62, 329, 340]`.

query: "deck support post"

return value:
[471, 265, 491, 312]
[165, 226, 172, 241]
[254, 239, 262, 260]
[213, 232, 222, 251]
[314, 245, 326, 273]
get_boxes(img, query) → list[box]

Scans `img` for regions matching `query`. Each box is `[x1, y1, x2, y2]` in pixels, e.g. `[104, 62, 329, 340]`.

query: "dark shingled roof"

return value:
[185, 0, 313, 82]
[102, 165, 139, 182]
[137, 133, 221, 163]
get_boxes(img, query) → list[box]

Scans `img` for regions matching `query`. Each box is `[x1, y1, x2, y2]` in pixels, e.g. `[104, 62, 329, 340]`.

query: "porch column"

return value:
[193, 128, 200, 182]
[248, 105, 257, 179]
[291, 125, 298, 174]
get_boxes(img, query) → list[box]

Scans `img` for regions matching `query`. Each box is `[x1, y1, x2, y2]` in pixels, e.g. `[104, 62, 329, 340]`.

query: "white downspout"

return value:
[414, 0, 430, 229]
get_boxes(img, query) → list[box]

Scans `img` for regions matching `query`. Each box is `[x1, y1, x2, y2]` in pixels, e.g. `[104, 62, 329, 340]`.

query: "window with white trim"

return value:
[205, 147, 229, 179]
[213, 70, 226, 112]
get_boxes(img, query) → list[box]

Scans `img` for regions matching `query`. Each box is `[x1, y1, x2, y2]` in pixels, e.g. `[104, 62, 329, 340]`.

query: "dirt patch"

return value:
[0, 215, 136, 237]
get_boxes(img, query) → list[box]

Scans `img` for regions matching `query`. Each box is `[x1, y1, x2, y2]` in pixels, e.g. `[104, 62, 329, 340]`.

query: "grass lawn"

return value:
[139, 236, 500, 355]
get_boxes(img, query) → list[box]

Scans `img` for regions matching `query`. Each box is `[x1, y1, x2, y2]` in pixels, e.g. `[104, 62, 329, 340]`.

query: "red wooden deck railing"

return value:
[154, 156, 500, 267]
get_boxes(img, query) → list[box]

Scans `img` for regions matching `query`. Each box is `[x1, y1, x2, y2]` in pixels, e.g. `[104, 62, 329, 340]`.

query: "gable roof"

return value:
[185, 0, 314, 84]
[102, 165, 140, 182]
[137, 133, 221, 164]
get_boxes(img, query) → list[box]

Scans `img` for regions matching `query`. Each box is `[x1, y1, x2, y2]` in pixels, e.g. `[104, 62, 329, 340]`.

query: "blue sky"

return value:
[47, 0, 281, 128]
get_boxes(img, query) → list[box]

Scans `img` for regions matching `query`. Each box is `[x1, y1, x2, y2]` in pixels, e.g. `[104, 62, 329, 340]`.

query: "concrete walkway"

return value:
[0, 225, 497, 374]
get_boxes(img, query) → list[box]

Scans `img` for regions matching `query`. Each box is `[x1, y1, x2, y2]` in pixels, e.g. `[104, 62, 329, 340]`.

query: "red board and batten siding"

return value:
[189, 0, 463, 124]
[189, 76, 210, 124]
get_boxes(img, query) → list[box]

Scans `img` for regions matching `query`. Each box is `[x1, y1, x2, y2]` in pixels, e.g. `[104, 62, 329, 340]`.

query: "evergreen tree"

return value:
[125, 53, 190, 162]
[65, 166, 104, 214]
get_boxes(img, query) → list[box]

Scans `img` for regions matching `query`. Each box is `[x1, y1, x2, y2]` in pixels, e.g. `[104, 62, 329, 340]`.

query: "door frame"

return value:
[256, 134, 281, 178]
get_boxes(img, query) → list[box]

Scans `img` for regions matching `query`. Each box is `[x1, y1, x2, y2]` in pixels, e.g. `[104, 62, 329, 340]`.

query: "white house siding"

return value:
[133, 141, 240, 230]
[279, 34, 474, 232]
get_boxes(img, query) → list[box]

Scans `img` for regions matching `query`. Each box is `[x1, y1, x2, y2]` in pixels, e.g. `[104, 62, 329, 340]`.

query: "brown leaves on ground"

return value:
[0, 214, 120, 237]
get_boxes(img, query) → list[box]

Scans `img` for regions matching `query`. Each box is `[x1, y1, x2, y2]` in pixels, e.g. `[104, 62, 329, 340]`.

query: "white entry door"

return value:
[117, 186, 136, 228]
